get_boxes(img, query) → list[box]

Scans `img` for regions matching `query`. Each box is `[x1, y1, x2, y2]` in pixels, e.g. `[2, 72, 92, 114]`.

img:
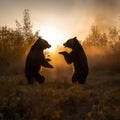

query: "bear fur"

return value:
[25, 37, 53, 84]
[59, 37, 89, 84]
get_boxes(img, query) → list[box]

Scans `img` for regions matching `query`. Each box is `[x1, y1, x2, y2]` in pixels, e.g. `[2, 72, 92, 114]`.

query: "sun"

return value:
[40, 27, 65, 51]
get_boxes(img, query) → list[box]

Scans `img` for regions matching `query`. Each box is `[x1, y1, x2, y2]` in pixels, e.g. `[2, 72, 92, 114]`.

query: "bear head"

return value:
[33, 37, 51, 50]
[63, 37, 80, 49]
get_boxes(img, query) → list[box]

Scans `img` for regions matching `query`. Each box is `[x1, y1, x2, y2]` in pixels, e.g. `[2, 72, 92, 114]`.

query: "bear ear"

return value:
[74, 36, 77, 39]
[38, 37, 42, 40]
[34, 37, 42, 46]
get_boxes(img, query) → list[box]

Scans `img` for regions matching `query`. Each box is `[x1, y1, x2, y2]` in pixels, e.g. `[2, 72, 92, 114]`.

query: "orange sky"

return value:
[0, 0, 120, 41]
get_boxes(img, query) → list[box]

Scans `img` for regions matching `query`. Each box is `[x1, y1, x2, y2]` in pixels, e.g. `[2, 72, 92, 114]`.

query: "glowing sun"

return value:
[40, 27, 65, 51]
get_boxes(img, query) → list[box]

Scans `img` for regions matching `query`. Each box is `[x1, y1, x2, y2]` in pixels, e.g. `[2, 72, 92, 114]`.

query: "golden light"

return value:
[40, 27, 65, 51]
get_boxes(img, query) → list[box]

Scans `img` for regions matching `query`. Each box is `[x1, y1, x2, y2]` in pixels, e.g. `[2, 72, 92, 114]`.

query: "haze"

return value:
[0, 0, 119, 41]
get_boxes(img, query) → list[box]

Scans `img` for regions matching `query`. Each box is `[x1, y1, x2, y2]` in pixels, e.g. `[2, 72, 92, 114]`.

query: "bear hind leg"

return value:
[78, 72, 87, 84]
[25, 73, 34, 84]
[72, 72, 78, 83]
[34, 73, 45, 84]
[72, 71, 86, 84]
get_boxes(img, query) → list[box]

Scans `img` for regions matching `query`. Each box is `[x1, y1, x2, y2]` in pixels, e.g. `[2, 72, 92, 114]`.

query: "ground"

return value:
[0, 71, 120, 120]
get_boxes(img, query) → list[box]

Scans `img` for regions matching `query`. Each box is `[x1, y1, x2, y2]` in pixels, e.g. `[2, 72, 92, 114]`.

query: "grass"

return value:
[0, 71, 120, 120]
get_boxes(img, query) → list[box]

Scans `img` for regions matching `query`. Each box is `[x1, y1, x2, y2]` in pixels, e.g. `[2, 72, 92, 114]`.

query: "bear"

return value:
[59, 37, 89, 84]
[25, 37, 53, 84]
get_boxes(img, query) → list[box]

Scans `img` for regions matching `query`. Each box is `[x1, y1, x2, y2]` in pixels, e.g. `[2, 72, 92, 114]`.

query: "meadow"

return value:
[0, 69, 119, 120]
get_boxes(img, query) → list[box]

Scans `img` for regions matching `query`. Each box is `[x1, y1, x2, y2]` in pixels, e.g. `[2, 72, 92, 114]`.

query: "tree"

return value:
[108, 26, 120, 52]
[16, 20, 22, 34]
[108, 26, 119, 43]
[83, 25, 108, 47]
[23, 9, 33, 43]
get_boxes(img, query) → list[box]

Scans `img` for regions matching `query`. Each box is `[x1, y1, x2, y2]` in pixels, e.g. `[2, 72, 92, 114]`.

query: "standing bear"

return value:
[59, 37, 89, 84]
[25, 37, 53, 84]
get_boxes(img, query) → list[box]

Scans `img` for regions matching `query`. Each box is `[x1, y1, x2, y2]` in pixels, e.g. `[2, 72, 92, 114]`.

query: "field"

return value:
[0, 70, 119, 120]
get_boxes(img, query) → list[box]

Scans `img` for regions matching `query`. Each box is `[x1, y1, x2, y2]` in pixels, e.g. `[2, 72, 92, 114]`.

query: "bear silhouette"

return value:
[25, 37, 53, 84]
[59, 37, 89, 84]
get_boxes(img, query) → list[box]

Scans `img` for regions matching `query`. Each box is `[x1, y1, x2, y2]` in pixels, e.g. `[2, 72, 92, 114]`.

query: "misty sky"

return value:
[0, 0, 120, 40]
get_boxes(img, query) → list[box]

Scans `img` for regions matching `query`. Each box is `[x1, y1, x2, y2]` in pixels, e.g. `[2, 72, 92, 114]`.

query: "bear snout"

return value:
[63, 43, 67, 47]
[48, 44, 51, 48]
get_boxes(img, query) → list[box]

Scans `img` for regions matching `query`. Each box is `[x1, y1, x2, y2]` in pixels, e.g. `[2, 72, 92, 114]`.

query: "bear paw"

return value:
[58, 51, 67, 55]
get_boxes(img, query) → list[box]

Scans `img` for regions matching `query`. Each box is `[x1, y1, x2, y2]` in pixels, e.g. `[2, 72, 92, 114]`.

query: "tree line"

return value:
[83, 25, 120, 52]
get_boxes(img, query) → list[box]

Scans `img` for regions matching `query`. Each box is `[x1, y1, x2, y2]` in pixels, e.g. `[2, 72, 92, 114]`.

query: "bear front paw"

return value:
[46, 58, 51, 62]
[50, 65, 54, 68]
[58, 51, 67, 55]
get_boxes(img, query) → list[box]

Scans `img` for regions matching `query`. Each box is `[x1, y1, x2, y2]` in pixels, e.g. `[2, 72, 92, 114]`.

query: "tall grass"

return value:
[0, 71, 119, 120]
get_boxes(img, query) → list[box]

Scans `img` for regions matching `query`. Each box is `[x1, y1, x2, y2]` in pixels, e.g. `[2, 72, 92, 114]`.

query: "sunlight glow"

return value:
[40, 27, 65, 51]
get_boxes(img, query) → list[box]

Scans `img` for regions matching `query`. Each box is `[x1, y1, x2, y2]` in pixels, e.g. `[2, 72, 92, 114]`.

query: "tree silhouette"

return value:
[83, 25, 107, 47]
[23, 9, 34, 44]
[108, 26, 120, 52]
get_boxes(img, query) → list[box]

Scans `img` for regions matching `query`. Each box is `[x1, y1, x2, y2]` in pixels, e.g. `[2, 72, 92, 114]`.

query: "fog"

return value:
[0, 0, 120, 81]
[89, 0, 120, 31]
